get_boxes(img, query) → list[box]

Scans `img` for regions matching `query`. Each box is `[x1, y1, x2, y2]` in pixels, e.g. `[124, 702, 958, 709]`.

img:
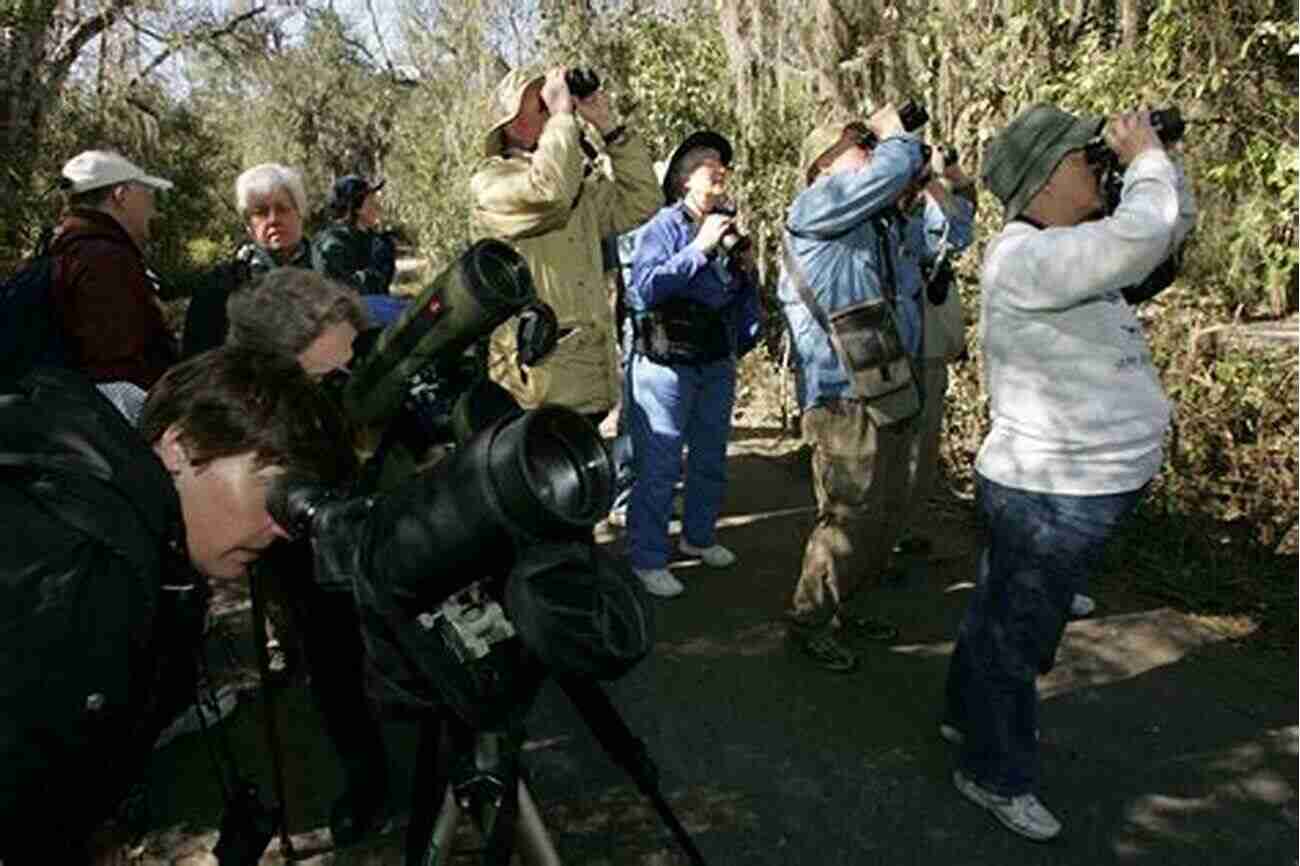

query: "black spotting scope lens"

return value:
[489, 406, 613, 534]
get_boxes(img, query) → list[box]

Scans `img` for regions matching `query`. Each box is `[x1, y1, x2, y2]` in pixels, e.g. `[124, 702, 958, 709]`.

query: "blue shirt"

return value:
[628, 202, 761, 357]
[777, 135, 974, 409]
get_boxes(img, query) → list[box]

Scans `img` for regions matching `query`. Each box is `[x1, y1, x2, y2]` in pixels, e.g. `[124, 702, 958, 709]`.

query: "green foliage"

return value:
[2, 0, 1294, 633]
[28, 81, 242, 293]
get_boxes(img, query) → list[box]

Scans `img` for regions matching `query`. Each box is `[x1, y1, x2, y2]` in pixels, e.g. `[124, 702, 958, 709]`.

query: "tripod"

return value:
[403, 674, 707, 866]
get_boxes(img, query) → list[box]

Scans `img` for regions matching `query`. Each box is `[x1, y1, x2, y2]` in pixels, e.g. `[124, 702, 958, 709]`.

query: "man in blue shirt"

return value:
[778, 105, 975, 672]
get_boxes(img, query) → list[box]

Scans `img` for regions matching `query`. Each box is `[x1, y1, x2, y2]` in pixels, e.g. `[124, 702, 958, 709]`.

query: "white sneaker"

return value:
[953, 770, 1062, 841]
[939, 723, 965, 745]
[1069, 593, 1096, 617]
[635, 567, 684, 598]
[678, 541, 736, 568]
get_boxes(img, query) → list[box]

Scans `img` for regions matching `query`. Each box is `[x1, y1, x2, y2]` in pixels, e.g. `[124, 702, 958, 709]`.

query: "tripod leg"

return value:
[426, 788, 461, 866]
[514, 780, 562, 866]
[249, 569, 295, 860]
[556, 676, 708, 866]
[405, 713, 453, 866]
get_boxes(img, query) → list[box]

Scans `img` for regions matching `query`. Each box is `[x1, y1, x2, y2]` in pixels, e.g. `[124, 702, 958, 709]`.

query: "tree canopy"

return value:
[2, 0, 1295, 546]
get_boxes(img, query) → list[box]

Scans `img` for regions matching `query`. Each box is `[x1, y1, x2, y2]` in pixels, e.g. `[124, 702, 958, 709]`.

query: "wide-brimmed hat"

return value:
[61, 150, 173, 194]
[799, 120, 869, 186]
[482, 67, 545, 158]
[661, 130, 733, 203]
[329, 174, 384, 215]
[982, 103, 1103, 220]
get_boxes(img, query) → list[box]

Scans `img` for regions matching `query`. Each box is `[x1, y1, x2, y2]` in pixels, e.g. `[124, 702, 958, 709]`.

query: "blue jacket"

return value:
[628, 202, 761, 358]
[778, 134, 973, 409]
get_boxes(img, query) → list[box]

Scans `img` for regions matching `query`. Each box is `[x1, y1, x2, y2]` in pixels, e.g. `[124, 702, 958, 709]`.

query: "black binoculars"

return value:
[1085, 107, 1185, 168]
[565, 67, 601, 99]
[855, 97, 931, 152]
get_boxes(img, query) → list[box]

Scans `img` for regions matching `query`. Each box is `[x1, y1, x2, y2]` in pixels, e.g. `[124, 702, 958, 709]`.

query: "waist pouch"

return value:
[826, 298, 920, 427]
[633, 299, 730, 366]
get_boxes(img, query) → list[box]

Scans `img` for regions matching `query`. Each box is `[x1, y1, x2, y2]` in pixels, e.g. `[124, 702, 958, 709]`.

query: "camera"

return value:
[1083, 107, 1188, 305]
[1084, 107, 1185, 179]
[565, 67, 601, 99]
[897, 98, 929, 133]
[851, 98, 933, 181]
[710, 201, 751, 260]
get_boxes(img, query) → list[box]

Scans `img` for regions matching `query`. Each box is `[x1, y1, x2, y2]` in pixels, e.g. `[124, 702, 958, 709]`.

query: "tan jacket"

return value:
[470, 113, 660, 414]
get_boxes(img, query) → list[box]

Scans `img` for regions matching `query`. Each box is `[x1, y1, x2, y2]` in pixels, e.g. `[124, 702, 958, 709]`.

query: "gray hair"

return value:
[226, 267, 368, 357]
[234, 163, 307, 219]
[668, 147, 721, 202]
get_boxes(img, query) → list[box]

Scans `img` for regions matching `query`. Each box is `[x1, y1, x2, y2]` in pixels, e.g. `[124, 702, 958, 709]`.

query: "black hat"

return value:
[329, 174, 385, 216]
[661, 130, 733, 204]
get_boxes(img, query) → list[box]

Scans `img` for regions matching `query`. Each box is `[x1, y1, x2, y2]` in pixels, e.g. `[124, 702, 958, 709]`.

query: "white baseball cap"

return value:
[61, 150, 174, 194]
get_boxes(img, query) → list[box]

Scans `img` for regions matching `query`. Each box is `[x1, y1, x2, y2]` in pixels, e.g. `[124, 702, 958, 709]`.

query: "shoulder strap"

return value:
[780, 232, 835, 339]
[872, 213, 899, 305]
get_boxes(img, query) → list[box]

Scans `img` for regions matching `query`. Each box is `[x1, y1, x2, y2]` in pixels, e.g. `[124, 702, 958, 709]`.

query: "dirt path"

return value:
[137, 428, 1297, 865]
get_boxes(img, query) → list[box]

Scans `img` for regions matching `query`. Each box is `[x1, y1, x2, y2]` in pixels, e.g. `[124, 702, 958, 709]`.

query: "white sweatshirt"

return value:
[976, 150, 1197, 495]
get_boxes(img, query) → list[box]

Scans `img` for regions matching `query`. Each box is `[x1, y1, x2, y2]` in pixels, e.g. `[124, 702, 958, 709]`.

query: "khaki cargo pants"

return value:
[789, 398, 919, 628]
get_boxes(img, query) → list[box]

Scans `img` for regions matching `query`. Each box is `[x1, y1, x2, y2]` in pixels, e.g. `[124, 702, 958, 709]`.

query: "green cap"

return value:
[982, 104, 1102, 220]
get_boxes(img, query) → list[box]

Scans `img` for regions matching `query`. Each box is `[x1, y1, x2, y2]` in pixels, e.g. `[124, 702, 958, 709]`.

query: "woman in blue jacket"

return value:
[625, 131, 761, 598]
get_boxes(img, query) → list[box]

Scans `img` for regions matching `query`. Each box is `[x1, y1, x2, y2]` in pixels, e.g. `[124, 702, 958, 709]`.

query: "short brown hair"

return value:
[226, 267, 368, 357]
[138, 346, 357, 486]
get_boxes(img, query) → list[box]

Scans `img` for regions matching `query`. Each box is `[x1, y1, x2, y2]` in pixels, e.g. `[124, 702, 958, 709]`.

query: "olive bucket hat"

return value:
[982, 103, 1103, 220]
[799, 120, 869, 186]
[482, 67, 545, 158]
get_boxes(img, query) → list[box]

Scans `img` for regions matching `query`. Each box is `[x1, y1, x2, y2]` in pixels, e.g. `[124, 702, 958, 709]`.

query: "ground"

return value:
[134, 426, 1297, 866]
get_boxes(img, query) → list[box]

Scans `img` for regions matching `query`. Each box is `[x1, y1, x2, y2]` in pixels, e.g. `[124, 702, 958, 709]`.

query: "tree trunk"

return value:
[1119, 0, 1142, 49]
[810, 0, 856, 114]
[0, 0, 132, 251]
[714, 0, 755, 127]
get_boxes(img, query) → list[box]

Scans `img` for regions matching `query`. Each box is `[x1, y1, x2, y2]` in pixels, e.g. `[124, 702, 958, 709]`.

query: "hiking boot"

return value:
[1069, 593, 1096, 618]
[635, 567, 684, 598]
[836, 612, 900, 643]
[790, 629, 858, 673]
[678, 540, 736, 568]
[953, 769, 1062, 841]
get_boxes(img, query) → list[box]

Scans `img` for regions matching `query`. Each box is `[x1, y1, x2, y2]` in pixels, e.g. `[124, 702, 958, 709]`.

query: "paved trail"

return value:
[140, 430, 1297, 865]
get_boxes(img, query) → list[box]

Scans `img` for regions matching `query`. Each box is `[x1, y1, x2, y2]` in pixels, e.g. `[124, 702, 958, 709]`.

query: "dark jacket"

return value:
[181, 239, 313, 358]
[311, 222, 394, 295]
[49, 208, 177, 388]
[0, 368, 206, 857]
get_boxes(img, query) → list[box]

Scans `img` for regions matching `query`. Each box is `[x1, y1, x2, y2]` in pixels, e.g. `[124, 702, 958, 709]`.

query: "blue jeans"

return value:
[944, 474, 1146, 795]
[626, 353, 736, 570]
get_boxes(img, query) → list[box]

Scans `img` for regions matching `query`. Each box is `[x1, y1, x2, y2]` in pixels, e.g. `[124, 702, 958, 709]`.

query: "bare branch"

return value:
[365, 0, 396, 72]
[127, 6, 269, 89]
[48, 0, 134, 91]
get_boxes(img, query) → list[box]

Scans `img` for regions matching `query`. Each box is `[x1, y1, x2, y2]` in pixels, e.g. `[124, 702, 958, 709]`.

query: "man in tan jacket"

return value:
[471, 66, 660, 421]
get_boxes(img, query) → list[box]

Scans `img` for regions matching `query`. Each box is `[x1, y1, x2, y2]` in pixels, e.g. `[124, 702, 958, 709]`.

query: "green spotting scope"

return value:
[343, 238, 536, 426]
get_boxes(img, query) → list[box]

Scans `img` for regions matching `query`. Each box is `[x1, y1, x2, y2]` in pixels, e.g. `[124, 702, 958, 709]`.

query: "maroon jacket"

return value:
[49, 208, 176, 389]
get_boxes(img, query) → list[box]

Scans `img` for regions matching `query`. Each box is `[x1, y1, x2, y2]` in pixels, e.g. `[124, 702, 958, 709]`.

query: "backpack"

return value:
[0, 249, 66, 380]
